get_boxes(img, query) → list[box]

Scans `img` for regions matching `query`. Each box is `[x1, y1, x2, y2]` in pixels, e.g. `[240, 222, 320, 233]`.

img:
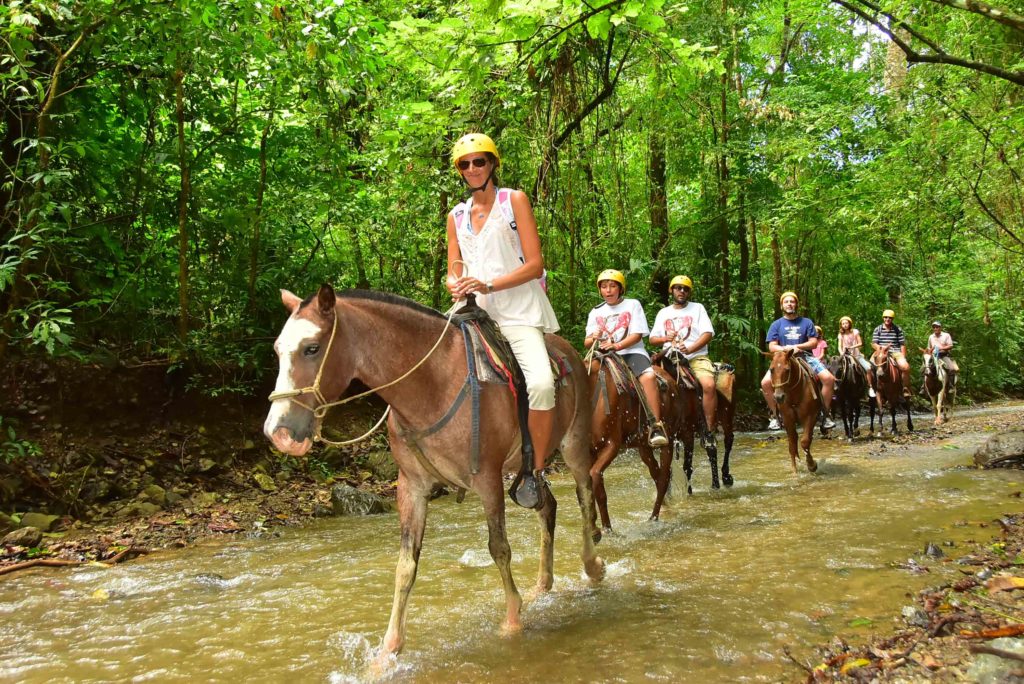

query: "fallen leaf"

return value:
[985, 575, 1024, 594]
[840, 658, 872, 674]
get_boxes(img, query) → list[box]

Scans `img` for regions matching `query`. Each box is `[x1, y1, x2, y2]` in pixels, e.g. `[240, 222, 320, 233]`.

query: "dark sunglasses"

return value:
[883, 316, 893, 320]
[457, 158, 488, 170]
[672, 285, 692, 292]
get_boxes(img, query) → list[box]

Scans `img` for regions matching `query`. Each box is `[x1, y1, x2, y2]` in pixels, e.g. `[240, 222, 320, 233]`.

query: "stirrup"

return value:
[509, 468, 546, 510]
[648, 421, 669, 447]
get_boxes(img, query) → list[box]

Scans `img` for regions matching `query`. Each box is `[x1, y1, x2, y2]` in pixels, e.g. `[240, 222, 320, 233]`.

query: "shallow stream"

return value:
[2, 407, 1023, 683]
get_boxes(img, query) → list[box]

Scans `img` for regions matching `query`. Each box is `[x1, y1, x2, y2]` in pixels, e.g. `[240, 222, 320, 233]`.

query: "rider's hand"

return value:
[599, 339, 617, 352]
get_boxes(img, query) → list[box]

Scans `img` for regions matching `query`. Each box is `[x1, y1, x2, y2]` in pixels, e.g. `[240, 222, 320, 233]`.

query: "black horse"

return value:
[828, 353, 866, 440]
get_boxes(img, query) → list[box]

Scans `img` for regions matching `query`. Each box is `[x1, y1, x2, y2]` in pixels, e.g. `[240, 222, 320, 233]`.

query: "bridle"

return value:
[267, 302, 458, 446]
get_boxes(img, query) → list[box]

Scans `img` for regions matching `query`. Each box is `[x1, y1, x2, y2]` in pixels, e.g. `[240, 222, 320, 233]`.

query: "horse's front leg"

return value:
[781, 407, 799, 474]
[646, 443, 674, 521]
[801, 412, 817, 473]
[380, 472, 429, 658]
[682, 420, 695, 494]
[479, 476, 523, 636]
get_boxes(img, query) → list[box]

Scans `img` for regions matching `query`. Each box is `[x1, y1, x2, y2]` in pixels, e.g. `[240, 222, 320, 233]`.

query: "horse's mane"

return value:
[335, 289, 451, 323]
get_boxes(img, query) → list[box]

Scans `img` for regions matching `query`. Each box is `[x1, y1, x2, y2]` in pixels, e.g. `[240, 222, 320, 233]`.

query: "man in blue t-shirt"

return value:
[760, 291, 836, 431]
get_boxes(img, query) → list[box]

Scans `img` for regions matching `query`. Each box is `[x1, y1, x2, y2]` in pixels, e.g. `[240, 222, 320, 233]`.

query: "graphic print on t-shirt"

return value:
[596, 312, 632, 343]
[664, 315, 693, 342]
[781, 324, 807, 344]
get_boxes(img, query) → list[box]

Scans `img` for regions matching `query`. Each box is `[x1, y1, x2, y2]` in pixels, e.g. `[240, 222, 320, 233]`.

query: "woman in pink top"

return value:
[812, 326, 828, 359]
[837, 316, 876, 398]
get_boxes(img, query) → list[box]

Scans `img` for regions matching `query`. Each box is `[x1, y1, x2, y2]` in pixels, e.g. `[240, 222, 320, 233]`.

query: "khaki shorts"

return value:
[688, 355, 716, 380]
[501, 325, 555, 410]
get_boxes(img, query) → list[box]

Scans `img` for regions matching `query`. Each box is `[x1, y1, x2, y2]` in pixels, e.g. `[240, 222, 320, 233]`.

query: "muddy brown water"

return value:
[2, 406, 1023, 683]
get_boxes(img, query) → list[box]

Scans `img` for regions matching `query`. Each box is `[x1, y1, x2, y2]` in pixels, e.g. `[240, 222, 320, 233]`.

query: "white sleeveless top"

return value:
[452, 195, 559, 333]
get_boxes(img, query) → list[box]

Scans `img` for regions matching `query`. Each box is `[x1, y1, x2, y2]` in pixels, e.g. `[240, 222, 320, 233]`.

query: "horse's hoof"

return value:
[807, 460, 818, 473]
[722, 473, 734, 487]
[686, 485, 693, 495]
[585, 556, 606, 582]
[711, 480, 720, 490]
[368, 649, 399, 680]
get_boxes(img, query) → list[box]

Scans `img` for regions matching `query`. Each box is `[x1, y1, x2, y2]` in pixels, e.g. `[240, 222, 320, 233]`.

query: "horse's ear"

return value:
[784, 348, 796, 358]
[281, 289, 302, 313]
[316, 283, 337, 316]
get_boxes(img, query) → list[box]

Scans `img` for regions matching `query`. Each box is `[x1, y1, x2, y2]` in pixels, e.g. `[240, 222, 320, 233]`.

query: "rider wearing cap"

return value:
[927, 321, 959, 373]
[760, 291, 836, 431]
[649, 275, 718, 444]
[871, 309, 912, 397]
[585, 269, 670, 448]
[446, 133, 558, 507]
[837, 315, 876, 398]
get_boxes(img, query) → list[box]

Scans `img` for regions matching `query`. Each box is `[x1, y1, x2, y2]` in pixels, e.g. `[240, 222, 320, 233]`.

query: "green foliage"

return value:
[0, 416, 41, 464]
[0, 0, 1021, 400]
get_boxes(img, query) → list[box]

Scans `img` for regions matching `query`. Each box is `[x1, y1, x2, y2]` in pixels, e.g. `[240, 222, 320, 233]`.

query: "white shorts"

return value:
[501, 325, 556, 410]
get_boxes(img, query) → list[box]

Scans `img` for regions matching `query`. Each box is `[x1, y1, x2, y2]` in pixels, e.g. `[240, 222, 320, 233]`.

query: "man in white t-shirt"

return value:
[584, 269, 669, 448]
[927, 321, 959, 373]
[650, 275, 717, 440]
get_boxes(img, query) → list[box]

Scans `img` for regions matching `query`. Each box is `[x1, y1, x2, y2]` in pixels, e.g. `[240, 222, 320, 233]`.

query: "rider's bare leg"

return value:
[760, 370, 778, 414]
[528, 408, 554, 471]
[699, 374, 717, 432]
[639, 372, 662, 423]
[818, 370, 835, 413]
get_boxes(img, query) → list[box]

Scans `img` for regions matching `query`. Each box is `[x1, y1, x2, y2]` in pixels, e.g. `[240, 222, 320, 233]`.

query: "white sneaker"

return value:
[768, 417, 782, 431]
[823, 416, 836, 429]
[868, 388, 876, 398]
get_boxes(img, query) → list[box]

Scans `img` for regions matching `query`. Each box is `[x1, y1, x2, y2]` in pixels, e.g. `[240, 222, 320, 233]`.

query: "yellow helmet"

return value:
[839, 315, 853, 327]
[779, 290, 799, 305]
[451, 133, 500, 169]
[668, 275, 693, 292]
[596, 269, 626, 292]
[882, 309, 896, 319]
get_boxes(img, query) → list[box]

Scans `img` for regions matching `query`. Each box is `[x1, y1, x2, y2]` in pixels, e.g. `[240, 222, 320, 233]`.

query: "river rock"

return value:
[363, 450, 399, 481]
[138, 484, 167, 506]
[253, 473, 277, 492]
[2, 526, 43, 548]
[19, 512, 60, 532]
[0, 511, 15, 535]
[966, 637, 1024, 683]
[113, 501, 162, 519]
[330, 484, 392, 516]
[974, 431, 1024, 468]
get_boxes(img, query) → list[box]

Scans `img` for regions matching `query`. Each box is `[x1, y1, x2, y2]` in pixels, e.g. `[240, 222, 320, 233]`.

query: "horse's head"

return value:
[919, 349, 935, 377]
[263, 284, 350, 456]
[764, 348, 796, 403]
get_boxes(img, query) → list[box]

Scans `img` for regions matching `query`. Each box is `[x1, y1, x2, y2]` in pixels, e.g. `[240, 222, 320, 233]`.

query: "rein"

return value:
[268, 304, 459, 447]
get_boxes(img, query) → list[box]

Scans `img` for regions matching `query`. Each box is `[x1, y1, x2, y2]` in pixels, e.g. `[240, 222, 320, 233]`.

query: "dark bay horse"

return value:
[659, 352, 737, 494]
[828, 353, 866, 440]
[587, 353, 682, 528]
[920, 349, 956, 425]
[264, 285, 605, 659]
[871, 347, 914, 435]
[764, 349, 820, 474]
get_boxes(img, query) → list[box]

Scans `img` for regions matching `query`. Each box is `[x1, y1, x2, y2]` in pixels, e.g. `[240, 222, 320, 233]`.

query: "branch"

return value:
[831, 0, 1024, 87]
[925, 0, 1024, 33]
[517, 0, 628, 66]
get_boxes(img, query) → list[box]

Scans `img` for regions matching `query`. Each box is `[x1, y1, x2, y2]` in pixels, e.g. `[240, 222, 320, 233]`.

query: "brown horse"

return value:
[264, 285, 605, 659]
[658, 352, 737, 494]
[764, 349, 820, 474]
[870, 347, 914, 435]
[587, 353, 682, 528]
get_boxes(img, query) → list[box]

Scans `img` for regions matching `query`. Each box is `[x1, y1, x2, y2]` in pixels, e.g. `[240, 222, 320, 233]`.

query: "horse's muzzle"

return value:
[264, 404, 315, 456]
[774, 391, 785, 404]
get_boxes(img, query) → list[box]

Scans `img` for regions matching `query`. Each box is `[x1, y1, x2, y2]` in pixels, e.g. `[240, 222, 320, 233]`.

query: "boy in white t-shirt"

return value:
[584, 269, 669, 448]
[650, 275, 718, 440]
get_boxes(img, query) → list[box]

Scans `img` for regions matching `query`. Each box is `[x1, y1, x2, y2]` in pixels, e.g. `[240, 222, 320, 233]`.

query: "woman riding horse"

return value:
[837, 315, 876, 399]
[445, 133, 558, 509]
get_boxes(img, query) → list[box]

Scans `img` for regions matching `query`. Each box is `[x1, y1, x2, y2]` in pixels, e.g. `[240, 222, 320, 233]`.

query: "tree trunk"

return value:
[248, 106, 274, 310]
[175, 67, 191, 342]
[648, 129, 669, 294]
